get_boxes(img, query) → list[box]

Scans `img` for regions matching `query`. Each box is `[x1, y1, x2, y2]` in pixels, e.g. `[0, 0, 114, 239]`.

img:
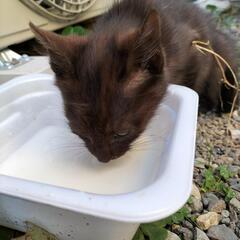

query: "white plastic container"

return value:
[0, 74, 198, 240]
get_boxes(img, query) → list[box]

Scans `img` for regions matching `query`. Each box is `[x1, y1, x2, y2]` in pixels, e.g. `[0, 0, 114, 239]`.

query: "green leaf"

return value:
[225, 188, 236, 202]
[206, 4, 218, 13]
[141, 225, 168, 240]
[61, 26, 88, 36]
[61, 26, 75, 36]
[170, 207, 190, 224]
[187, 196, 193, 205]
[26, 222, 58, 240]
[72, 26, 88, 36]
[132, 228, 145, 240]
[219, 165, 232, 180]
[202, 168, 216, 192]
[148, 217, 172, 228]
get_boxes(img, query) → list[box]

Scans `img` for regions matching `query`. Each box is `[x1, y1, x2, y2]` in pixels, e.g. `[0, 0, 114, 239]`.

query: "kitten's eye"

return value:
[114, 131, 129, 138]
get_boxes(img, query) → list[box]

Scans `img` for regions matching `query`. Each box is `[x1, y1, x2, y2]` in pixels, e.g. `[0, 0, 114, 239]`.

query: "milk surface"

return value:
[0, 77, 174, 194]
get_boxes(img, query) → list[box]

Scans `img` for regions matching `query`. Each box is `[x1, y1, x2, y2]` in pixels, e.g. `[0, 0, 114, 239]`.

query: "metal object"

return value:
[20, 0, 97, 22]
[0, 49, 30, 70]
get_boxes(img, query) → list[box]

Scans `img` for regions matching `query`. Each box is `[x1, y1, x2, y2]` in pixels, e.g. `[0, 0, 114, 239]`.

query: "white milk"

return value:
[0, 76, 174, 195]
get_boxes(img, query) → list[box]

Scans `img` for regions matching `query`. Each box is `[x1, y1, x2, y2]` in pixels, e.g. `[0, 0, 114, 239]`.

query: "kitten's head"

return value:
[30, 10, 167, 162]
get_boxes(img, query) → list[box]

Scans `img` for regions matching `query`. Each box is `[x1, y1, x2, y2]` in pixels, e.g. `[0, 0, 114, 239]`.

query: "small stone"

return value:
[229, 207, 238, 223]
[221, 217, 230, 225]
[204, 193, 223, 213]
[213, 146, 225, 155]
[166, 231, 181, 240]
[194, 228, 210, 240]
[233, 110, 240, 122]
[208, 199, 226, 213]
[196, 212, 220, 230]
[207, 225, 238, 240]
[229, 129, 240, 143]
[231, 183, 240, 192]
[229, 222, 236, 231]
[228, 178, 239, 186]
[221, 210, 230, 218]
[210, 163, 218, 170]
[180, 227, 193, 240]
[172, 224, 181, 232]
[236, 228, 240, 238]
[204, 193, 218, 203]
[219, 156, 234, 165]
[202, 198, 209, 208]
[190, 197, 203, 213]
[191, 184, 201, 200]
[185, 205, 193, 214]
[234, 190, 240, 201]
[183, 220, 194, 230]
[229, 198, 240, 211]
[229, 165, 240, 176]
[195, 158, 207, 169]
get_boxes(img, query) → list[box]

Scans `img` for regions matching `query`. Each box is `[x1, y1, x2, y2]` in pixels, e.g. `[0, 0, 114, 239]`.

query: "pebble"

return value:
[183, 221, 194, 230]
[236, 228, 240, 238]
[233, 110, 240, 122]
[210, 163, 218, 169]
[172, 224, 181, 232]
[180, 227, 193, 240]
[229, 198, 240, 211]
[194, 228, 210, 240]
[221, 210, 230, 218]
[202, 198, 209, 208]
[207, 224, 238, 240]
[213, 146, 225, 155]
[229, 222, 236, 231]
[196, 212, 220, 230]
[190, 197, 203, 213]
[229, 129, 240, 143]
[191, 184, 201, 200]
[208, 199, 226, 213]
[195, 158, 207, 169]
[231, 183, 240, 192]
[229, 165, 240, 176]
[166, 231, 181, 240]
[228, 178, 239, 185]
[203, 193, 223, 213]
[229, 206, 238, 223]
[221, 217, 230, 225]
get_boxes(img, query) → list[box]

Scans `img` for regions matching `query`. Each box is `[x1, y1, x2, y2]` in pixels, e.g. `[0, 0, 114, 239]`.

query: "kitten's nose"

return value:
[95, 150, 112, 163]
[98, 156, 111, 163]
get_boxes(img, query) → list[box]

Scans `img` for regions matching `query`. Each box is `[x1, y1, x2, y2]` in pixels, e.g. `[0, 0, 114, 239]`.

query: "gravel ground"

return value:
[163, 5, 240, 240]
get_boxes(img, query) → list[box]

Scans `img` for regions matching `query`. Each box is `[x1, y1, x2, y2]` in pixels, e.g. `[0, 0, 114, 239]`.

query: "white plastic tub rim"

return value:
[0, 74, 198, 224]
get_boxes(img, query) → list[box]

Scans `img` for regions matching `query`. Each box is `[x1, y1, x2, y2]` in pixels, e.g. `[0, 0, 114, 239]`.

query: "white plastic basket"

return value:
[20, 0, 97, 22]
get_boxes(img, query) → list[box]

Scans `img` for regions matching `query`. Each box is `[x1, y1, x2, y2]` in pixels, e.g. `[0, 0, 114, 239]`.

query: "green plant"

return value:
[206, 4, 235, 28]
[133, 207, 190, 240]
[61, 25, 88, 36]
[201, 166, 236, 202]
[219, 165, 233, 180]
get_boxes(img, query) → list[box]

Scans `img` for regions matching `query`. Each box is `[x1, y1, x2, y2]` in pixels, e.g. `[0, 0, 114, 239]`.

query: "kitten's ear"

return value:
[135, 10, 163, 74]
[29, 22, 85, 77]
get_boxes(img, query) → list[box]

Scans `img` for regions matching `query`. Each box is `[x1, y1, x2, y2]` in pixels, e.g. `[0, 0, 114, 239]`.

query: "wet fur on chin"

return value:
[30, 0, 237, 162]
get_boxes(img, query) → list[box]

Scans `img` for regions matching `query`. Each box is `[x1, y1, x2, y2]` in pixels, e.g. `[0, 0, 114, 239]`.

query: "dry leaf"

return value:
[12, 222, 58, 240]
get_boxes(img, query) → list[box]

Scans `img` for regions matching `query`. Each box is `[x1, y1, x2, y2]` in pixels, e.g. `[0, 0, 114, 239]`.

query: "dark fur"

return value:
[30, 0, 237, 162]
